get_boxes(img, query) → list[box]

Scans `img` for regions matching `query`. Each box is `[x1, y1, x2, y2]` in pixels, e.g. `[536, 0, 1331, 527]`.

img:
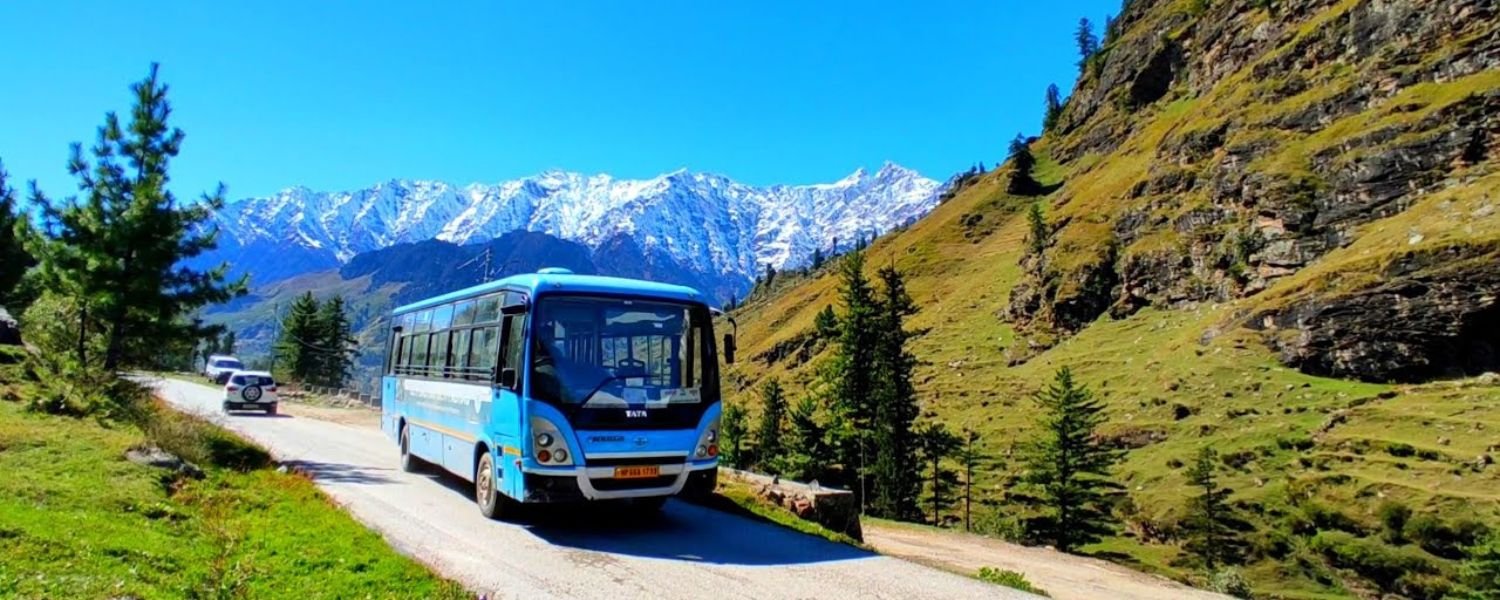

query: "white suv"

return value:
[222, 371, 279, 415]
[204, 355, 244, 384]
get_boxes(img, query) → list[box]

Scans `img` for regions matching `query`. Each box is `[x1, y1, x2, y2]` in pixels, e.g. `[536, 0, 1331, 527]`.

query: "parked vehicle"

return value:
[381, 267, 735, 519]
[204, 355, 244, 384]
[222, 371, 278, 415]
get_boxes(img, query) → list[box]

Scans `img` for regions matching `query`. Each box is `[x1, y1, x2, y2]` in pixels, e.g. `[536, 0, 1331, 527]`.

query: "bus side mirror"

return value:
[499, 368, 518, 390]
[722, 333, 736, 364]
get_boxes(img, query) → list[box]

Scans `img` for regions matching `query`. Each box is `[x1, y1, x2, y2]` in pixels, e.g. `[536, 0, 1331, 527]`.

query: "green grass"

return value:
[704, 477, 866, 549]
[0, 380, 468, 599]
[977, 567, 1050, 597]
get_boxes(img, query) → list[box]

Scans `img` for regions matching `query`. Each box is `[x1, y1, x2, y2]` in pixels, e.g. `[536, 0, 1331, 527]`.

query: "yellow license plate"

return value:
[613, 465, 660, 479]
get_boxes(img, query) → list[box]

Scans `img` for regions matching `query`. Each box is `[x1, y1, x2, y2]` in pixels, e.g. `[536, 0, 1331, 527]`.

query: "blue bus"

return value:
[380, 267, 735, 518]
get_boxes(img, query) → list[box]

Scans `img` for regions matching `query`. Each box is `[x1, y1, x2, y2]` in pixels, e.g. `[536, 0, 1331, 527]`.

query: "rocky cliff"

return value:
[1006, 0, 1499, 382]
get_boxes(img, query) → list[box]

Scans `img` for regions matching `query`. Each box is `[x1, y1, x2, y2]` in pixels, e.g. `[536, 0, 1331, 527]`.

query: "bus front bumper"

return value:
[522, 461, 717, 502]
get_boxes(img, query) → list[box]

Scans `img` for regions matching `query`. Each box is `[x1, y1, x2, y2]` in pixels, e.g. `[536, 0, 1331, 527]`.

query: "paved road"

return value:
[150, 377, 1034, 600]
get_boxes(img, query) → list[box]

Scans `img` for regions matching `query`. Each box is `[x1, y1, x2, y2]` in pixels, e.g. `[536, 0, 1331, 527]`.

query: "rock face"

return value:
[1005, 0, 1500, 382]
[722, 468, 863, 542]
[1254, 247, 1500, 383]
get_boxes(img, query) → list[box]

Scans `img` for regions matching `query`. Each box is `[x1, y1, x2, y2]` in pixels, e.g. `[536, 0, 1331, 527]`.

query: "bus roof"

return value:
[392, 270, 708, 315]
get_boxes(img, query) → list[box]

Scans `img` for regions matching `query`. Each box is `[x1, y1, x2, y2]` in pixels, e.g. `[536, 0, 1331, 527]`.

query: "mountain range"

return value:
[199, 163, 942, 299]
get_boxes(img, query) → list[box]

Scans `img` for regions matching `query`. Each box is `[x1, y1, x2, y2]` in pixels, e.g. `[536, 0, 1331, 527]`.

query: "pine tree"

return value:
[811, 247, 825, 270]
[275, 292, 322, 382]
[828, 250, 880, 503]
[1076, 18, 1100, 70]
[954, 429, 990, 532]
[720, 400, 749, 469]
[1007, 135, 1040, 196]
[781, 395, 832, 483]
[814, 304, 839, 340]
[219, 330, 237, 355]
[916, 421, 962, 525]
[1043, 84, 1064, 132]
[1183, 447, 1248, 569]
[869, 265, 922, 520]
[755, 378, 788, 473]
[1014, 367, 1123, 552]
[19, 64, 246, 370]
[1027, 201, 1049, 258]
[313, 295, 356, 387]
[1451, 530, 1500, 600]
[764, 263, 777, 289]
[0, 161, 35, 308]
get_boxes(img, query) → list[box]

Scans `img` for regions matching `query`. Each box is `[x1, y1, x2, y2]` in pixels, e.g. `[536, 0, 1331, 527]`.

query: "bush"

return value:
[1208, 568, 1253, 599]
[1405, 513, 1490, 560]
[977, 568, 1049, 597]
[1378, 501, 1412, 544]
[1310, 531, 1443, 594]
[973, 509, 1028, 542]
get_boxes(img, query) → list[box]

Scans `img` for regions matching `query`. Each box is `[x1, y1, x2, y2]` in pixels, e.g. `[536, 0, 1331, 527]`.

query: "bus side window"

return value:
[500, 315, 525, 390]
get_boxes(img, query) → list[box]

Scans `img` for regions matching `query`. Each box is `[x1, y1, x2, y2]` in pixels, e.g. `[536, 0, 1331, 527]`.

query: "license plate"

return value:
[613, 465, 660, 479]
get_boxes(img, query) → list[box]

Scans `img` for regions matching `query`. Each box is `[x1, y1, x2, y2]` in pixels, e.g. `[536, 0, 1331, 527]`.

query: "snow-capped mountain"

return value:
[202, 162, 942, 295]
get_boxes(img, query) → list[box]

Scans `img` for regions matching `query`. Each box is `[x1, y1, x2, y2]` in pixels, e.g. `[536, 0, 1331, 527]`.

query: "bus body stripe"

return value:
[408, 417, 478, 444]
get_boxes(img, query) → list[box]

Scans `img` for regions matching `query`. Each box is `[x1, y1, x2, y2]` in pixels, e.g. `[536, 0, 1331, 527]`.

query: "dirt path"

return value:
[864, 521, 1226, 600]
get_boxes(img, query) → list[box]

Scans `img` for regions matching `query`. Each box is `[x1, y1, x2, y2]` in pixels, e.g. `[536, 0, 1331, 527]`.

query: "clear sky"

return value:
[0, 0, 1118, 200]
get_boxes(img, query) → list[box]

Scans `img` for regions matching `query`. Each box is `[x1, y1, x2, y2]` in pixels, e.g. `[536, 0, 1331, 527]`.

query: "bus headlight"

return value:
[528, 416, 572, 466]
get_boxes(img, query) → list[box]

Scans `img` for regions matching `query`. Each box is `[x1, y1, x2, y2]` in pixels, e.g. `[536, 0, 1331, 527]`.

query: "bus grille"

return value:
[590, 476, 676, 491]
[585, 455, 687, 467]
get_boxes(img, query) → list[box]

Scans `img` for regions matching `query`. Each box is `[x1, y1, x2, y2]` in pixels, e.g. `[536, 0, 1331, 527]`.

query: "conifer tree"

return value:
[1014, 367, 1123, 552]
[720, 400, 749, 469]
[916, 421, 962, 524]
[1007, 135, 1040, 195]
[755, 378, 788, 473]
[0, 161, 35, 308]
[20, 65, 245, 369]
[764, 263, 777, 289]
[1076, 18, 1100, 69]
[814, 304, 839, 340]
[1183, 447, 1248, 569]
[869, 265, 922, 520]
[954, 428, 990, 531]
[1043, 84, 1064, 132]
[275, 292, 322, 382]
[828, 250, 880, 502]
[811, 247, 825, 270]
[219, 330, 237, 355]
[1027, 201, 1049, 258]
[1451, 530, 1500, 600]
[314, 295, 356, 387]
[781, 395, 832, 483]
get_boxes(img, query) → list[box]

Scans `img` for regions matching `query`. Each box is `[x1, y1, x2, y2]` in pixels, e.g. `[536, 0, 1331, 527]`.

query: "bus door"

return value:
[494, 299, 529, 499]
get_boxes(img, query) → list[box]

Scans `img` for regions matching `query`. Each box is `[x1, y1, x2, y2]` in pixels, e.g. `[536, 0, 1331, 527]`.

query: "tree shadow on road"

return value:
[281, 459, 398, 485]
[417, 465, 873, 566]
[522, 500, 874, 567]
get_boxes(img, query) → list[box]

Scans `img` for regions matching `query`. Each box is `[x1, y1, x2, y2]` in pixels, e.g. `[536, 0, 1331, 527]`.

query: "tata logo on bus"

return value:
[625, 409, 648, 418]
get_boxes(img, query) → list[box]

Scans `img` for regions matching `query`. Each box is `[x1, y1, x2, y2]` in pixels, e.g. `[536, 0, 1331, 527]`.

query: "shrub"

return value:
[1378, 501, 1412, 544]
[1405, 514, 1491, 560]
[1386, 442, 1416, 458]
[1310, 531, 1443, 594]
[977, 568, 1049, 597]
[1208, 568, 1253, 599]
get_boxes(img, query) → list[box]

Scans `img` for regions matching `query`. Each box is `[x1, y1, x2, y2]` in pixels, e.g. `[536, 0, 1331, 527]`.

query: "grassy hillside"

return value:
[723, 0, 1500, 596]
[0, 350, 468, 598]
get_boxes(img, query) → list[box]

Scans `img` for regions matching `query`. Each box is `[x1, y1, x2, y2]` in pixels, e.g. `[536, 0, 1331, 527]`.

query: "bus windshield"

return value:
[529, 296, 710, 408]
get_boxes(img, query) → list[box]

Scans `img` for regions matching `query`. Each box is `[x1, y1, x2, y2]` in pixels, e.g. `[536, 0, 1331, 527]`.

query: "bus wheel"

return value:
[399, 426, 420, 473]
[475, 452, 508, 519]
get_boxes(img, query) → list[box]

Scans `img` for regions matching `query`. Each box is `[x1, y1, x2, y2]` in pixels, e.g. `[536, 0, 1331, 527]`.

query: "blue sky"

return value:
[0, 0, 1118, 200]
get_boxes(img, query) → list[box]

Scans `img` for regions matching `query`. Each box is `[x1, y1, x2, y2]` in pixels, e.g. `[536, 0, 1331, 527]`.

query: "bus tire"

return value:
[475, 452, 508, 519]
[399, 425, 421, 473]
